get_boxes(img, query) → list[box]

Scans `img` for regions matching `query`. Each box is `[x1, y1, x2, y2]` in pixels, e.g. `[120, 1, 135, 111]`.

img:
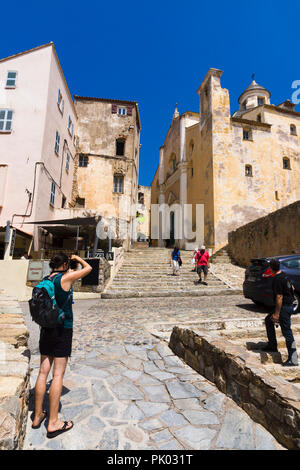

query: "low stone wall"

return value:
[169, 322, 300, 450]
[228, 201, 300, 266]
[109, 247, 125, 281]
[0, 293, 30, 450]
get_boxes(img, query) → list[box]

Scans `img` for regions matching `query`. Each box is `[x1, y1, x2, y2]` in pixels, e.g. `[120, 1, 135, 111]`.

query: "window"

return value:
[290, 124, 297, 136]
[113, 175, 124, 193]
[242, 101, 247, 110]
[117, 107, 127, 116]
[57, 89, 62, 106]
[61, 196, 66, 208]
[68, 116, 74, 136]
[245, 165, 253, 177]
[0, 109, 13, 132]
[189, 141, 194, 158]
[66, 152, 70, 172]
[50, 182, 56, 206]
[275, 191, 280, 201]
[116, 139, 125, 156]
[281, 257, 300, 269]
[138, 192, 144, 204]
[57, 89, 64, 114]
[283, 157, 291, 170]
[172, 156, 176, 171]
[191, 167, 194, 178]
[79, 155, 88, 167]
[75, 197, 85, 208]
[6, 71, 17, 88]
[257, 114, 262, 123]
[243, 129, 252, 141]
[55, 131, 60, 154]
[258, 97, 265, 106]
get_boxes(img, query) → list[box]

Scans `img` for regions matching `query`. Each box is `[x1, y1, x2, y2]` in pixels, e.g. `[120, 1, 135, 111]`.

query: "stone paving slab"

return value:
[22, 293, 283, 450]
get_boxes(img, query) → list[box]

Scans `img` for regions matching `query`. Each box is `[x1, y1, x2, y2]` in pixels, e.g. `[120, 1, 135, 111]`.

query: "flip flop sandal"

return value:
[32, 410, 47, 429]
[47, 421, 74, 439]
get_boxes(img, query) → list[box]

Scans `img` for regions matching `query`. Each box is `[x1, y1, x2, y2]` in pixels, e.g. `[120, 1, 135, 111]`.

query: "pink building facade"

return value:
[0, 43, 77, 255]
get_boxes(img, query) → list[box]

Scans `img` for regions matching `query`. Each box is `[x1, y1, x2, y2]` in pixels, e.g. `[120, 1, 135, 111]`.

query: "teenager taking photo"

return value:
[32, 253, 92, 438]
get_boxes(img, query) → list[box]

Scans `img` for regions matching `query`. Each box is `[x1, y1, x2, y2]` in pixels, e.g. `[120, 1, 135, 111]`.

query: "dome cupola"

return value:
[238, 75, 271, 112]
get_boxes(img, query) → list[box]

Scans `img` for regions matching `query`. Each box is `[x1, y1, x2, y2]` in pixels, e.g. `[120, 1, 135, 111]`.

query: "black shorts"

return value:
[197, 265, 208, 276]
[39, 326, 73, 358]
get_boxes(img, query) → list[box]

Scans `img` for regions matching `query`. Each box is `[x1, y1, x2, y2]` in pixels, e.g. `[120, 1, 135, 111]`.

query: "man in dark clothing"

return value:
[262, 259, 298, 367]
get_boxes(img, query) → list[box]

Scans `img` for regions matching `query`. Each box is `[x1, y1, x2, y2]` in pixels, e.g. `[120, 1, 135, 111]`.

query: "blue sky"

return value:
[1, 0, 299, 186]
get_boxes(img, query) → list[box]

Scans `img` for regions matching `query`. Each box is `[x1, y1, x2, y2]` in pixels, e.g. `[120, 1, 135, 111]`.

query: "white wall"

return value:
[0, 260, 32, 301]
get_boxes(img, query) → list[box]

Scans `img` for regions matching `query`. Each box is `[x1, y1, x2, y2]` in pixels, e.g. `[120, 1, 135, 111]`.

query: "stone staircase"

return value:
[102, 247, 241, 299]
[210, 245, 234, 264]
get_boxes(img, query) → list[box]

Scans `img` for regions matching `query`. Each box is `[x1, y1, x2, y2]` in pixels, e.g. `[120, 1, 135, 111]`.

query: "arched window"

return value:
[290, 124, 297, 136]
[283, 157, 291, 170]
[245, 164, 253, 177]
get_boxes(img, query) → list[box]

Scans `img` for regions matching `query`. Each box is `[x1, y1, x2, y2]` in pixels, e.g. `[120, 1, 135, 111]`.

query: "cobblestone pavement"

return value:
[210, 263, 245, 290]
[22, 293, 284, 450]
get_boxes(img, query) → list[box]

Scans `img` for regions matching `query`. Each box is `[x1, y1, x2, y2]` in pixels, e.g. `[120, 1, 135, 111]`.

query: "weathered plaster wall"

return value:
[151, 68, 300, 253]
[211, 76, 300, 251]
[228, 200, 300, 266]
[74, 99, 140, 246]
[186, 117, 214, 248]
[137, 185, 151, 240]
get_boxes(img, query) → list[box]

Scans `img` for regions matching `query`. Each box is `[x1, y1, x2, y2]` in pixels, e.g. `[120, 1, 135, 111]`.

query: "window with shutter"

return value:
[6, 71, 17, 88]
[0, 109, 13, 132]
[113, 175, 124, 193]
[66, 153, 70, 172]
[117, 106, 127, 116]
[127, 106, 133, 116]
[50, 182, 56, 206]
[112, 104, 117, 113]
[55, 131, 60, 154]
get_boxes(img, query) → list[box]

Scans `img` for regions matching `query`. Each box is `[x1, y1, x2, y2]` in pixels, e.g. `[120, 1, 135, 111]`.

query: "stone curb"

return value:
[0, 294, 30, 450]
[169, 321, 300, 450]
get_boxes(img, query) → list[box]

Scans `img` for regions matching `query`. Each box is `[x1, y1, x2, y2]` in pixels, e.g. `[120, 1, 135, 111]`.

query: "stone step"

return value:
[108, 284, 226, 293]
[111, 280, 225, 287]
[114, 276, 219, 281]
[111, 280, 225, 286]
[116, 269, 217, 275]
[102, 287, 241, 299]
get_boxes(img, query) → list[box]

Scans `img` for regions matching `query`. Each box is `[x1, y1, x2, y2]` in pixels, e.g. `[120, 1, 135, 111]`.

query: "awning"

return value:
[23, 216, 100, 226]
[0, 226, 33, 239]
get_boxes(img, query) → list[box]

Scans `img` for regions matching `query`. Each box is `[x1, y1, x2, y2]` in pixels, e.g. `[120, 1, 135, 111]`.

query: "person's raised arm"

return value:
[61, 255, 92, 290]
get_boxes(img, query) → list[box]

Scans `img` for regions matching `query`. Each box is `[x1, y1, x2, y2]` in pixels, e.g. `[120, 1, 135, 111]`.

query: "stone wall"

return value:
[0, 292, 30, 450]
[109, 247, 124, 281]
[169, 324, 300, 450]
[228, 200, 300, 266]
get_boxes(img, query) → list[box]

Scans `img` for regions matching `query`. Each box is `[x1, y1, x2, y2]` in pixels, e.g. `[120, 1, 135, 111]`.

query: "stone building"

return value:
[151, 68, 300, 252]
[137, 185, 151, 242]
[72, 96, 142, 250]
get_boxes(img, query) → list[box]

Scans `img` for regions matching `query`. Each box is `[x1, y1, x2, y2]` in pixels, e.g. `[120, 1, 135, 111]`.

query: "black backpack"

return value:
[28, 274, 70, 328]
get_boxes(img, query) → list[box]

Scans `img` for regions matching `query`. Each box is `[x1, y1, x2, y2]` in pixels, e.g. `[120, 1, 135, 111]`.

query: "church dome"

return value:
[238, 78, 271, 111]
